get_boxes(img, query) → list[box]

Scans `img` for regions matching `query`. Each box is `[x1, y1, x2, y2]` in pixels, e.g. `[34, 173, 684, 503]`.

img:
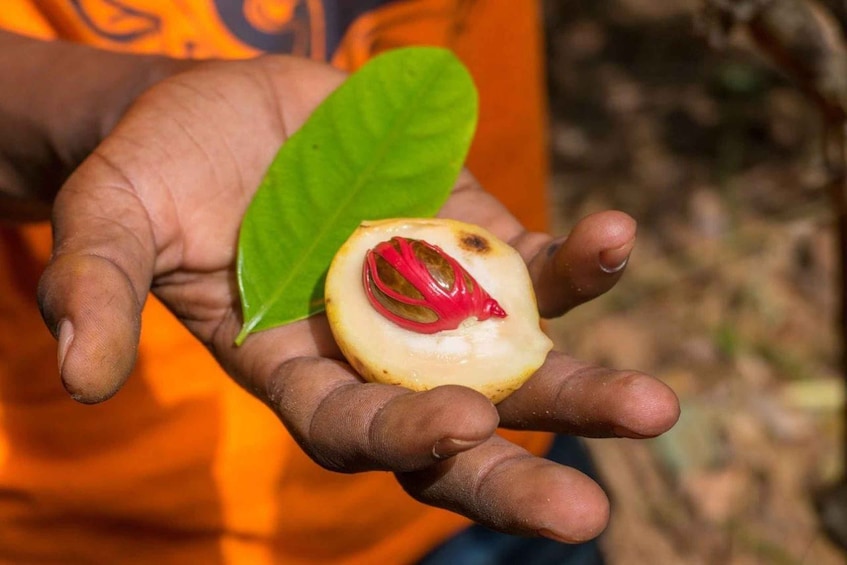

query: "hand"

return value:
[37, 54, 679, 543]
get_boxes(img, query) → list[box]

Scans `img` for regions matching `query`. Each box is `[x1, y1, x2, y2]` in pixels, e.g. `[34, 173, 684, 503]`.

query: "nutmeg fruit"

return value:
[325, 218, 553, 403]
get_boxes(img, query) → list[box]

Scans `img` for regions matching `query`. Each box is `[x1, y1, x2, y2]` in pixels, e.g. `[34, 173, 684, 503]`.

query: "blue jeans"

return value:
[417, 435, 605, 565]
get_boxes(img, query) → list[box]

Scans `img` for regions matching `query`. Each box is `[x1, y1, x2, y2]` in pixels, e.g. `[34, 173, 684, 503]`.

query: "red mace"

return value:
[362, 236, 507, 333]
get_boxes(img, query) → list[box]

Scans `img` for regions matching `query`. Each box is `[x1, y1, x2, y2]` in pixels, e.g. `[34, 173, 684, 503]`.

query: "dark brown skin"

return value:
[1, 30, 679, 543]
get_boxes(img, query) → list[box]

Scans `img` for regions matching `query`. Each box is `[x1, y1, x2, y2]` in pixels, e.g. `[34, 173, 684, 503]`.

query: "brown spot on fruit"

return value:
[458, 231, 490, 254]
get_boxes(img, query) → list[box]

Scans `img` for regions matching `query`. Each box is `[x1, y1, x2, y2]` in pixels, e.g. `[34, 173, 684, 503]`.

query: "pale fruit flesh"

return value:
[325, 218, 553, 404]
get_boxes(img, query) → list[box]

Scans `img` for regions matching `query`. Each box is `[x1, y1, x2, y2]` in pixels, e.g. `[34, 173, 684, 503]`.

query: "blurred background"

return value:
[542, 0, 846, 563]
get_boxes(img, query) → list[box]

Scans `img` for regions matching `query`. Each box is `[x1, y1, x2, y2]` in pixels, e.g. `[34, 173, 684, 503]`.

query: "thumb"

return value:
[37, 168, 155, 403]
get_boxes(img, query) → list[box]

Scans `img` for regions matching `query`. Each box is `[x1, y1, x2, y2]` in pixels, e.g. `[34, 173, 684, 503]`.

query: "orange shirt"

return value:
[0, 2, 551, 563]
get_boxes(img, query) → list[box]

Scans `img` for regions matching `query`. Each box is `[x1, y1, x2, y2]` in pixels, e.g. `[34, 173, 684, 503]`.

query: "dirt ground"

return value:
[543, 1, 847, 563]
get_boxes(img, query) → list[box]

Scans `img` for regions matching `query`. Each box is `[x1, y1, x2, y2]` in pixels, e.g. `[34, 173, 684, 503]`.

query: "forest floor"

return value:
[543, 1, 847, 563]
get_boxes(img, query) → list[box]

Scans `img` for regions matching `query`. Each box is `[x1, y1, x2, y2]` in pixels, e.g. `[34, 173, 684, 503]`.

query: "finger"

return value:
[496, 351, 680, 439]
[212, 311, 500, 472]
[264, 355, 501, 473]
[526, 210, 636, 318]
[37, 162, 155, 403]
[397, 435, 610, 543]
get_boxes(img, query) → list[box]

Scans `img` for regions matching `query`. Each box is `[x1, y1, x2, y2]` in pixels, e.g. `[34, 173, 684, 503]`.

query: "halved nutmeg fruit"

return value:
[325, 218, 553, 403]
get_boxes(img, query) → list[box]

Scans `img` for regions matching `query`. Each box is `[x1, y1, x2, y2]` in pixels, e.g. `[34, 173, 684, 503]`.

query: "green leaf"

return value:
[235, 46, 478, 345]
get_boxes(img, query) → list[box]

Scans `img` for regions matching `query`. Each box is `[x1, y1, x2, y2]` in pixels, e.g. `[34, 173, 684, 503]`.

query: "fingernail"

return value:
[432, 437, 479, 460]
[538, 528, 579, 544]
[599, 241, 634, 274]
[57, 319, 74, 376]
[613, 425, 650, 439]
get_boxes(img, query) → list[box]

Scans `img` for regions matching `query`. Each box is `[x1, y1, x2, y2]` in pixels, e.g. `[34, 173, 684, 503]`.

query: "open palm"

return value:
[37, 55, 679, 542]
